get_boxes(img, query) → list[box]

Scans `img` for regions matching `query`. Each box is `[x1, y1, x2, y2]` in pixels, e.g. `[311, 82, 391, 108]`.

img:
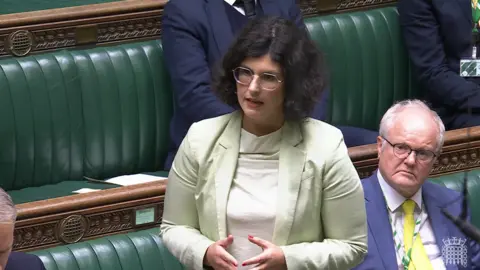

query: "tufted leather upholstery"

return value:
[0, 40, 172, 202]
[430, 170, 480, 227]
[30, 228, 184, 270]
[305, 7, 420, 130]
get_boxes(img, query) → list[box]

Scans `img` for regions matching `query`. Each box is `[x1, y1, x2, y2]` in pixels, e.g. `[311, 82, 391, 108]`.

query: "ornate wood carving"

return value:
[0, 0, 165, 58]
[336, 0, 395, 10]
[349, 126, 480, 179]
[297, 0, 321, 17]
[13, 223, 57, 250]
[14, 181, 166, 252]
[297, 0, 396, 15]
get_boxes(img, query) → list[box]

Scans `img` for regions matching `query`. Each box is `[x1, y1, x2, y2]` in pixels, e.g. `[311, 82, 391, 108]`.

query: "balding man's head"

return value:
[376, 100, 445, 198]
[0, 188, 15, 270]
[0, 188, 15, 224]
[379, 100, 445, 152]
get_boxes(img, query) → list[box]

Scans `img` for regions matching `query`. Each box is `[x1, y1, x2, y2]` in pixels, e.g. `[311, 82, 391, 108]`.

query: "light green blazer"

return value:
[160, 111, 367, 270]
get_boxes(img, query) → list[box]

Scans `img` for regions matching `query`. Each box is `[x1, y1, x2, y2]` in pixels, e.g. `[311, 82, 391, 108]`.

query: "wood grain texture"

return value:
[14, 181, 167, 251]
[0, 0, 165, 57]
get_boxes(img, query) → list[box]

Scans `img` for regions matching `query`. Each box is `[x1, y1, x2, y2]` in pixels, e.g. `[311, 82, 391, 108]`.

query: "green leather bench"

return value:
[25, 172, 480, 270]
[0, 40, 172, 204]
[30, 228, 184, 270]
[0, 6, 415, 204]
[305, 6, 420, 131]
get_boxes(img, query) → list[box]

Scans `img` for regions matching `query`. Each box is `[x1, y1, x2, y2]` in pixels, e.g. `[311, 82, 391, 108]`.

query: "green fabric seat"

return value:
[305, 6, 419, 130]
[0, 40, 173, 204]
[30, 228, 184, 270]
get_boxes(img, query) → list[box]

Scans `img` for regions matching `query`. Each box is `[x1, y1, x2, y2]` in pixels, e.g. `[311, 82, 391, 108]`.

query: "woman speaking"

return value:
[160, 16, 367, 270]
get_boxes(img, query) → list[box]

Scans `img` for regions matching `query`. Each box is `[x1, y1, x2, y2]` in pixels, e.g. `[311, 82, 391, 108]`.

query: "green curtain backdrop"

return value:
[0, 0, 122, 15]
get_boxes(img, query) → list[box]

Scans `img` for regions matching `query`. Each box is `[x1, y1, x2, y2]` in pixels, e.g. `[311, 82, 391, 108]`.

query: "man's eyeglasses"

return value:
[232, 66, 282, 91]
[382, 137, 437, 163]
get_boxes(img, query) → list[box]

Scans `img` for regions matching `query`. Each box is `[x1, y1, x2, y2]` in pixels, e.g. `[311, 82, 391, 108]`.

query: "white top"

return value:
[377, 171, 446, 270]
[226, 128, 281, 269]
[224, 0, 257, 15]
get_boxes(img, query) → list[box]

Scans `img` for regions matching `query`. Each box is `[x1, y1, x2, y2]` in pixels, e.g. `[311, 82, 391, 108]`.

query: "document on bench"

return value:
[73, 188, 101, 194]
[104, 174, 167, 186]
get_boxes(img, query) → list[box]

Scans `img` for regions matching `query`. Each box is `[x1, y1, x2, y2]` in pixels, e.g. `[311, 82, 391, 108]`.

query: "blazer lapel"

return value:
[271, 121, 306, 245]
[423, 186, 458, 270]
[364, 174, 398, 270]
[214, 112, 242, 239]
[205, 0, 234, 58]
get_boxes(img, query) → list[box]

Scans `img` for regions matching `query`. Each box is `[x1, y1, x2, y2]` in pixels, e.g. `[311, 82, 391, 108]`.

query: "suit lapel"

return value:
[423, 185, 458, 270]
[205, 0, 234, 58]
[456, 0, 473, 27]
[214, 112, 242, 239]
[258, 0, 281, 16]
[364, 174, 398, 270]
[271, 121, 305, 245]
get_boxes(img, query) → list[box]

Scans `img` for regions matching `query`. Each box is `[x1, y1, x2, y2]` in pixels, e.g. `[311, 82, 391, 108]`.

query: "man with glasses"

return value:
[353, 99, 480, 270]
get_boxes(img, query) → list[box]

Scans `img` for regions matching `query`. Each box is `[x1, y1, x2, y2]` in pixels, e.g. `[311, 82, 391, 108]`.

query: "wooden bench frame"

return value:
[15, 181, 167, 252]
[0, 0, 166, 58]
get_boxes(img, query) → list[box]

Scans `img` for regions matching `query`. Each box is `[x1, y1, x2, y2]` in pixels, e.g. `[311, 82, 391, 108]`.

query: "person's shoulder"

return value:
[189, 113, 234, 134]
[163, 0, 205, 20]
[165, 0, 205, 10]
[6, 252, 45, 270]
[185, 112, 236, 147]
[300, 118, 344, 147]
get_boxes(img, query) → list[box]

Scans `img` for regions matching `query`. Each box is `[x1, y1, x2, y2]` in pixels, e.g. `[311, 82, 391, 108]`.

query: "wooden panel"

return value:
[13, 181, 166, 252]
[297, 0, 396, 15]
[0, 0, 121, 15]
[0, 0, 165, 57]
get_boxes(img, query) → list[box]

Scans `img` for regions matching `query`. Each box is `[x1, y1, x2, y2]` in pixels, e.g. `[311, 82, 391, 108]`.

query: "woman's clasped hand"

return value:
[203, 235, 287, 270]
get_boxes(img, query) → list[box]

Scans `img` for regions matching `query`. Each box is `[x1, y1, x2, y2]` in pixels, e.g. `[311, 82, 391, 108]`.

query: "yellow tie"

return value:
[402, 199, 433, 270]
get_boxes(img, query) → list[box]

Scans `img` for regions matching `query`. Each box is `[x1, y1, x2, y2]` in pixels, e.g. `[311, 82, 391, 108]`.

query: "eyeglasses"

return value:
[232, 66, 283, 91]
[382, 137, 437, 163]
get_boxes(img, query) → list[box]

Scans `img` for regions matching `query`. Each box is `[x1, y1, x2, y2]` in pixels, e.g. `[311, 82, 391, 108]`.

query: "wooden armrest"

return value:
[14, 181, 167, 252]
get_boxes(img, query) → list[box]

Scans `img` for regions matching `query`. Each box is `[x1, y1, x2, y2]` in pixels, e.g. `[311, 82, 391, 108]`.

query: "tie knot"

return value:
[402, 199, 416, 215]
[234, 0, 253, 5]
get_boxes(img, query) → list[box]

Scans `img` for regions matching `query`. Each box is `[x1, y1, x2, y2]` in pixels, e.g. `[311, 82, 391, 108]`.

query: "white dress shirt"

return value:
[377, 171, 446, 270]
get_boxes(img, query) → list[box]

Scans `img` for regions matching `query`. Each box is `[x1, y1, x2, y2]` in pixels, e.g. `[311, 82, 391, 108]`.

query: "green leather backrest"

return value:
[30, 228, 184, 270]
[0, 40, 172, 190]
[429, 170, 480, 228]
[305, 7, 419, 130]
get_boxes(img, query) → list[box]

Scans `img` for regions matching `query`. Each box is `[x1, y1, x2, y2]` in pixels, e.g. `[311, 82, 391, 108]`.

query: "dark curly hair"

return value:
[212, 16, 328, 121]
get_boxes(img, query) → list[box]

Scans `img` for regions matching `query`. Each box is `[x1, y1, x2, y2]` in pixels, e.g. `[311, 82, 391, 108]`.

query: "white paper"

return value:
[105, 173, 167, 186]
[73, 188, 101, 194]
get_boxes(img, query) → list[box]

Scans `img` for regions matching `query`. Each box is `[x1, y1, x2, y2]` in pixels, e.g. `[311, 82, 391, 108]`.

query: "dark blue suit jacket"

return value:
[353, 172, 480, 270]
[6, 252, 46, 270]
[162, 0, 378, 169]
[398, 0, 480, 129]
